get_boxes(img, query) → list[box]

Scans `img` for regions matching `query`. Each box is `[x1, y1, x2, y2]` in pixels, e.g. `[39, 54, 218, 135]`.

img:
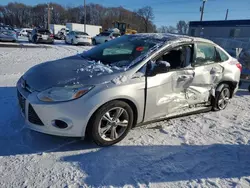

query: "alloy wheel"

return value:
[98, 107, 129, 141]
[218, 87, 230, 110]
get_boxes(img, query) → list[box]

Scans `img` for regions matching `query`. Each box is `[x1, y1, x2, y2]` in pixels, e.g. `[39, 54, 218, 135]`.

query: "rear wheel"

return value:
[87, 100, 134, 146]
[212, 84, 231, 111]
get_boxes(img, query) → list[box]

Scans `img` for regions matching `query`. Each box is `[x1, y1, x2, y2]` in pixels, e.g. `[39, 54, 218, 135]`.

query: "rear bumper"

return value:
[75, 38, 92, 45]
[37, 37, 54, 43]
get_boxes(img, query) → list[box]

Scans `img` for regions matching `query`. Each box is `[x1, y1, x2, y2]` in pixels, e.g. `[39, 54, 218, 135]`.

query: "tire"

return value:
[87, 100, 134, 146]
[248, 85, 250, 92]
[71, 39, 74, 45]
[212, 84, 231, 111]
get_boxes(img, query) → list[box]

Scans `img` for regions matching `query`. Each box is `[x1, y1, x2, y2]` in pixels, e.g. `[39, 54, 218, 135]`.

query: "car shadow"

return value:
[0, 87, 98, 157]
[61, 144, 250, 187]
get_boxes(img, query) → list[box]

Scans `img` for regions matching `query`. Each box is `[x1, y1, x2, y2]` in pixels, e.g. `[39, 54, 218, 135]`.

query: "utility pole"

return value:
[225, 9, 229, 20]
[84, 0, 86, 32]
[47, 3, 53, 30]
[200, 0, 207, 21]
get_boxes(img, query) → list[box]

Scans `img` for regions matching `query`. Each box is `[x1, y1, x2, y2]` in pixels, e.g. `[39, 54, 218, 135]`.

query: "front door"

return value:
[144, 44, 196, 121]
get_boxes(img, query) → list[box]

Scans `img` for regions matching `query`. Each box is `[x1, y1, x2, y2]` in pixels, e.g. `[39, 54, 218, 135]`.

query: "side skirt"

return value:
[136, 106, 212, 127]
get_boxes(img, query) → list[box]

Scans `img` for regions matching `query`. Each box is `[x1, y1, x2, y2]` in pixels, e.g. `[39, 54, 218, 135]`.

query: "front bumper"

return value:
[17, 82, 89, 137]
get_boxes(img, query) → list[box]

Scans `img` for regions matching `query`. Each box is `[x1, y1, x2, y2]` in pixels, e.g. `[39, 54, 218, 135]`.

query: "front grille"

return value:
[28, 104, 44, 126]
[17, 91, 25, 114]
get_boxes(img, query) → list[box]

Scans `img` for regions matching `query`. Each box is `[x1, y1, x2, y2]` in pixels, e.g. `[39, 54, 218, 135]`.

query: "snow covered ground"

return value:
[0, 42, 250, 188]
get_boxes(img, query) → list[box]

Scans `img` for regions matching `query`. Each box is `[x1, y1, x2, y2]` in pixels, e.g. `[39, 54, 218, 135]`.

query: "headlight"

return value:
[37, 85, 94, 102]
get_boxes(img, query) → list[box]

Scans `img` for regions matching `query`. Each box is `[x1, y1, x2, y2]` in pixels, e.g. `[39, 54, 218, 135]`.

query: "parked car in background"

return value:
[17, 34, 241, 146]
[0, 25, 17, 42]
[14, 28, 22, 36]
[54, 28, 69, 40]
[30, 28, 54, 44]
[92, 31, 120, 45]
[65, 31, 92, 45]
[19, 28, 33, 37]
[55, 31, 65, 40]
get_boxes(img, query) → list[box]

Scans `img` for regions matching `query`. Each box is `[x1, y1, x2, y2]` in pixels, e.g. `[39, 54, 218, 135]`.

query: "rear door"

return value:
[188, 42, 224, 105]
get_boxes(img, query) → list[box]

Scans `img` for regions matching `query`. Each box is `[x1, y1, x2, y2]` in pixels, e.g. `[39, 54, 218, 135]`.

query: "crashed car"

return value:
[17, 34, 241, 146]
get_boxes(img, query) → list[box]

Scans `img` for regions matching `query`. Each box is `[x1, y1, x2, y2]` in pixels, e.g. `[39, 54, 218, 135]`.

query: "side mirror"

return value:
[148, 60, 171, 76]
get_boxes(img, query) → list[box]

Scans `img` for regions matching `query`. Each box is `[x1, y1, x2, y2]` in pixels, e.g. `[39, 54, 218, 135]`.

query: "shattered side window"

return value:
[216, 47, 229, 62]
[195, 43, 217, 66]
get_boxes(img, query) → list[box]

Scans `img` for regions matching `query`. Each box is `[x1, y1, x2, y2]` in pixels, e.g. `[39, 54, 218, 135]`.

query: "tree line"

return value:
[0, 2, 189, 34]
[0, 2, 156, 33]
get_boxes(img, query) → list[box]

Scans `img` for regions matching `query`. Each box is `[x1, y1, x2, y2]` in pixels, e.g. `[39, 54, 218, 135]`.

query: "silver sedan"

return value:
[0, 25, 17, 42]
[17, 34, 241, 146]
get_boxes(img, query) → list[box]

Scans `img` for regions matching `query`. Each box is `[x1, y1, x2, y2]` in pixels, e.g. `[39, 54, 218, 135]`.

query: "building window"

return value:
[229, 28, 240, 38]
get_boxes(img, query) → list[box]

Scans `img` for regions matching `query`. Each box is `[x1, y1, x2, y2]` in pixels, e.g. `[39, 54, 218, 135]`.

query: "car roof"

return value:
[132, 33, 215, 45]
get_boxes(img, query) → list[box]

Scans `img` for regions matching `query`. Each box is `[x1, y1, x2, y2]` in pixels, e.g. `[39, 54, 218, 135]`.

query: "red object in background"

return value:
[236, 63, 242, 72]
[50, 34, 54, 38]
[136, 46, 144, 51]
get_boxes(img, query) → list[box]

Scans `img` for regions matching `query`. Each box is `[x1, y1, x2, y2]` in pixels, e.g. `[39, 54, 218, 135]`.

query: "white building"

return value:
[66, 23, 102, 37]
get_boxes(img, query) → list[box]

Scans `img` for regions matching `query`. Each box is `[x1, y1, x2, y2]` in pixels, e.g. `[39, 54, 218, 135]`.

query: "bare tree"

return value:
[176, 20, 189, 34]
[0, 2, 156, 33]
[158, 25, 177, 33]
[136, 6, 154, 33]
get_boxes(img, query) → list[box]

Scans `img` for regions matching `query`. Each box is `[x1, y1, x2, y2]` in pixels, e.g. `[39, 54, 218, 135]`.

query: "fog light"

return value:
[53, 120, 68, 129]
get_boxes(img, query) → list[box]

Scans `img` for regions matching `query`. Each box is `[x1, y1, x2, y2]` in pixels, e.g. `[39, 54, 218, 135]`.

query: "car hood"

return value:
[23, 55, 127, 92]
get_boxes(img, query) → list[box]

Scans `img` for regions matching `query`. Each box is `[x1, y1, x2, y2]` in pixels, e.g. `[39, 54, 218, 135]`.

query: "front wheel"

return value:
[87, 100, 134, 146]
[212, 84, 231, 111]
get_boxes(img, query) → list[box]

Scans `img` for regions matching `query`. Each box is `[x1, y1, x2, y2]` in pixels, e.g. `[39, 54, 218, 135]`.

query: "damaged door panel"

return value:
[144, 43, 196, 121]
[145, 68, 195, 121]
[187, 42, 224, 105]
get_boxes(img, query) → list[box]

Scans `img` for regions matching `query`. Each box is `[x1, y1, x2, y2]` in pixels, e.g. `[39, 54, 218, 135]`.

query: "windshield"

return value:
[82, 35, 159, 67]
[75, 31, 88, 35]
